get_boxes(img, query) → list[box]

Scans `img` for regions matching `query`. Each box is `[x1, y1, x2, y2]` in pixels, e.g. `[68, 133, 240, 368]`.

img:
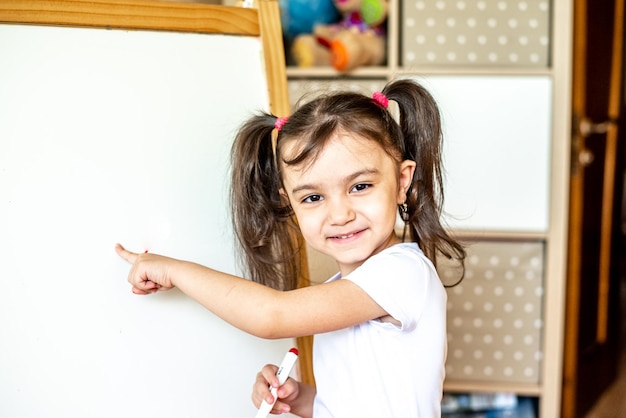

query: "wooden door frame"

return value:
[561, 0, 589, 414]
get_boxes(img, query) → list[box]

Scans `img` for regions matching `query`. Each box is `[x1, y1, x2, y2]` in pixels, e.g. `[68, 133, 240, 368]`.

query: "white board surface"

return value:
[0, 24, 296, 417]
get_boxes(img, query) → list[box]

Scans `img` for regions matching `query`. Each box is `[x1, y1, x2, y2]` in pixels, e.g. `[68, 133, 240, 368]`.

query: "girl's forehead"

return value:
[281, 133, 393, 178]
[281, 131, 383, 161]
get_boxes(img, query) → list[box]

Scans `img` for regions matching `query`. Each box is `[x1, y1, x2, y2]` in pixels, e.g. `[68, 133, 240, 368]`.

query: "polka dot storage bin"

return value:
[402, 0, 551, 67]
[438, 240, 544, 384]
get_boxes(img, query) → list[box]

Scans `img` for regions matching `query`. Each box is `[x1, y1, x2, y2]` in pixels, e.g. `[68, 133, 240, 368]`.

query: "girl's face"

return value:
[280, 133, 416, 277]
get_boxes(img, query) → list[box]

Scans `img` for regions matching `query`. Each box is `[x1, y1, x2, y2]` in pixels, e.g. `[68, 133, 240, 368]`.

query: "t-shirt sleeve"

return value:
[345, 248, 437, 331]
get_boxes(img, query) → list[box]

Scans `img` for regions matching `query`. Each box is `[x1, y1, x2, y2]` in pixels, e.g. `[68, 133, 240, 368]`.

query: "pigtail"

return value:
[383, 80, 466, 272]
[230, 114, 302, 290]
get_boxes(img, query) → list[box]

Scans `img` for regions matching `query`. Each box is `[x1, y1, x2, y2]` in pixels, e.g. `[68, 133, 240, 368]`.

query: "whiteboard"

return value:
[0, 24, 295, 418]
[417, 75, 553, 232]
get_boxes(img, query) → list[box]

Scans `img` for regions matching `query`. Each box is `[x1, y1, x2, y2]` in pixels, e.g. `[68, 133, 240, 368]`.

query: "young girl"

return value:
[116, 78, 465, 417]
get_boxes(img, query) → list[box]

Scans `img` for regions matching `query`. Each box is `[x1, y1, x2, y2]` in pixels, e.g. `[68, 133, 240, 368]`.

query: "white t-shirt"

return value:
[312, 242, 447, 418]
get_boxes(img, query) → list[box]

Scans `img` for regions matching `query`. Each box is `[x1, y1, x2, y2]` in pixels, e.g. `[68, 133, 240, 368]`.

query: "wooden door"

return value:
[562, 0, 625, 416]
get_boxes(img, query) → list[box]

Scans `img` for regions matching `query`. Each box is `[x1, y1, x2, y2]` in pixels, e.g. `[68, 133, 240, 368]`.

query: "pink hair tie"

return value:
[275, 116, 289, 132]
[372, 91, 389, 108]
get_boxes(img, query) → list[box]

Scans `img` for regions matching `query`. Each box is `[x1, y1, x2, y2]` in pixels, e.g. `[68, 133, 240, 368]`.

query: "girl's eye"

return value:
[352, 183, 371, 192]
[302, 194, 323, 204]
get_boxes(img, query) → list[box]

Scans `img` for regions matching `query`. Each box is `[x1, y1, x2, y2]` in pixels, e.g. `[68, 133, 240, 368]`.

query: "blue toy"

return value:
[279, 0, 340, 39]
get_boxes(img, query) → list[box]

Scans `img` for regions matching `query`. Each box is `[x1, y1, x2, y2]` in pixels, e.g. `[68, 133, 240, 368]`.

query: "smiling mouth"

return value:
[329, 230, 363, 240]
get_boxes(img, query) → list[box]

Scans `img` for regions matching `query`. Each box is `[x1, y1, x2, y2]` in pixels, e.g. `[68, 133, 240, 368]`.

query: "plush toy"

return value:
[279, 0, 341, 39]
[291, 0, 388, 73]
[279, 0, 341, 65]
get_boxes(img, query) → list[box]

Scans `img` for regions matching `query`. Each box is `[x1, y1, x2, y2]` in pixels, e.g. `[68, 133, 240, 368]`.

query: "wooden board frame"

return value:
[0, 0, 290, 116]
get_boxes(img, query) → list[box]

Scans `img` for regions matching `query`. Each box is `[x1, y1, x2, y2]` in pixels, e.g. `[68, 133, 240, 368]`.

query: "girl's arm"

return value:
[115, 244, 386, 339]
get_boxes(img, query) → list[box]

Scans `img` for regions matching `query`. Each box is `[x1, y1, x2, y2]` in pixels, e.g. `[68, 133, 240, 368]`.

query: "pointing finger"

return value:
[115, 243, 138, 264]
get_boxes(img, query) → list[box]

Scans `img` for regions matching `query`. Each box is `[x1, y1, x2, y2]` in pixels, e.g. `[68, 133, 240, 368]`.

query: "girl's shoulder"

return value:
[375, 242, 431, 267]
[381, 241, 421, 256]
[325, 243, 434, 284]
[356, 242, 438, 281]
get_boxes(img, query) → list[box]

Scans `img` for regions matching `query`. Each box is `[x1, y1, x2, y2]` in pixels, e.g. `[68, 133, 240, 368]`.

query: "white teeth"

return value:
[338, 233, 354, 239]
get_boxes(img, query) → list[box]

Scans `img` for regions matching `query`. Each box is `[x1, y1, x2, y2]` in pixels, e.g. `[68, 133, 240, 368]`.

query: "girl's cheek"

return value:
[297, 216, 323, 241]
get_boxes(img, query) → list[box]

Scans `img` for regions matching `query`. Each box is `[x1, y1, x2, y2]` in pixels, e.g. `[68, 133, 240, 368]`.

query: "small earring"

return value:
[399, 202, 409, 222]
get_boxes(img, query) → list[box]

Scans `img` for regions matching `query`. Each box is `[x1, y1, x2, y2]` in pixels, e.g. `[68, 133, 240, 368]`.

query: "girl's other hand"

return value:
[115, 243, 175, 295]
[252, 364, 300, 415]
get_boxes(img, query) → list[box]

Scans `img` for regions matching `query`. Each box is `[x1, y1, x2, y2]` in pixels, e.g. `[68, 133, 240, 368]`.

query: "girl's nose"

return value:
[327, 197, 355, 225]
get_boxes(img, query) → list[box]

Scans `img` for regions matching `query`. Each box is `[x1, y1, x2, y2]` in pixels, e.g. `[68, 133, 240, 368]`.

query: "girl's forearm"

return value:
[169, 260, 284, 338]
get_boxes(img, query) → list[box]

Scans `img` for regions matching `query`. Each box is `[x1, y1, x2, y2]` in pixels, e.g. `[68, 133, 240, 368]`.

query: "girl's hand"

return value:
[115, 243, 176, 295]
[252, 364, 301, 415]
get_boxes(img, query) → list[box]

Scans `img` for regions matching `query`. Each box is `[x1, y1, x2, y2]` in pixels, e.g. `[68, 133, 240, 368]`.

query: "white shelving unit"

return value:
[287, 1, 572, 416]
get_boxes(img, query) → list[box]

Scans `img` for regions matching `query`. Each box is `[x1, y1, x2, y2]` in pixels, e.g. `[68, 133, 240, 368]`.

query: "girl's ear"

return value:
[397, 160, 417, 203]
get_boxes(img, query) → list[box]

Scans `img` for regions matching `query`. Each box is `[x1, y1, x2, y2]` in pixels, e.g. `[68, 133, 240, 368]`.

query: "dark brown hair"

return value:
[230, 79, 465, 290]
